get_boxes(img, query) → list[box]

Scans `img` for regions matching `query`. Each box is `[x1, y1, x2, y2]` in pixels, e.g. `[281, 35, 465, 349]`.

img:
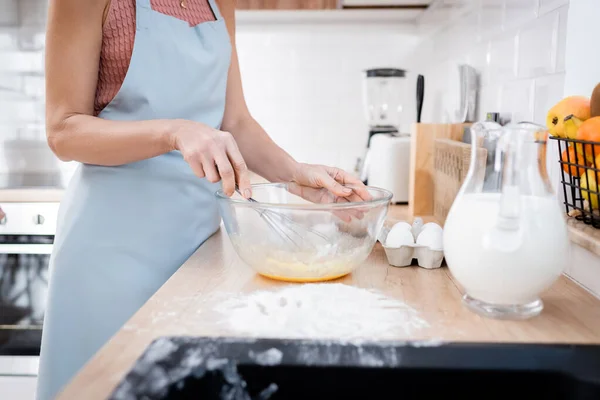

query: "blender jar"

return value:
[363, 68, 407, 131]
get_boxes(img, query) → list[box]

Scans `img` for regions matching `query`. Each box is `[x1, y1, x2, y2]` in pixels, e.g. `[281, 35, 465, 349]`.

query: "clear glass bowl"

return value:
[216, 183, 392, 282]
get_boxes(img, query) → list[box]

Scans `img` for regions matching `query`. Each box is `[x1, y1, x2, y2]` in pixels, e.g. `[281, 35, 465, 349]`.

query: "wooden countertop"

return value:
[58, 207, 600, 400]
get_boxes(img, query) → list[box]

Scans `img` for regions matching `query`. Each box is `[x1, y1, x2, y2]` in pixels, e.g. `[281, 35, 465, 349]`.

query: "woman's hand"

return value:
[170, 120, 252, 198]
[287, 164, 373, 222]
[0, 206, 4, 221]
[289, 163, 372, 203]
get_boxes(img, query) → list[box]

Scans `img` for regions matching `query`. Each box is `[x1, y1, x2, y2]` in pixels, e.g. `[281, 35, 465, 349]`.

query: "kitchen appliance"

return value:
[416, 74, 424, 123]
[444, 64, 478, 123]
[366, 134, 411, 203]
[459, 64, 478, 122]
[357, 68, 411, 203]
[0, 202, 59, 386]
[443, 122, 569, 320]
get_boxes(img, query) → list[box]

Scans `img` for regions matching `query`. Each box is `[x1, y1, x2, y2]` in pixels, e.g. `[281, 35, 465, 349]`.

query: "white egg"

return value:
[411, 217, 424, 237]
[421, 222, 443, 234]
[416, 226, 443, 250]
[390, 221, 412, 232]
[385, 225, 415, 248]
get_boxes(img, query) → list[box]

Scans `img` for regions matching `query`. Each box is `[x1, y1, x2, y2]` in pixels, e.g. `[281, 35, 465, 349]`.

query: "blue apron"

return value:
[37, 1, 231, 398]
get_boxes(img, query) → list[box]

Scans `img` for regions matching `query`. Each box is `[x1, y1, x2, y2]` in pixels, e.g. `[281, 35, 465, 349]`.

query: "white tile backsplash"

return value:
[503, 0, 539, 31]
[539, 0, 569, 15]
[236, 23, 418, 171]
[517, 11, 558, 78]
[500, 79, 535, 122]
[533, 73, 565, 125]
[411, 0, 569, 127]
[555, 5, 568, 72]
[488, 33, 518, 83]
[0, 51, 44, 73]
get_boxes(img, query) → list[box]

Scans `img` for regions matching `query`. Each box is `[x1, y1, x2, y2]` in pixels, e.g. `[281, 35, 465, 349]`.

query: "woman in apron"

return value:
[38, 0, 369, 398]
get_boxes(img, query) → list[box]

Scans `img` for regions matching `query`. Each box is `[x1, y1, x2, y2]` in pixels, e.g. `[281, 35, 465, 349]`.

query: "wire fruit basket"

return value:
[551, 136, 600, 228]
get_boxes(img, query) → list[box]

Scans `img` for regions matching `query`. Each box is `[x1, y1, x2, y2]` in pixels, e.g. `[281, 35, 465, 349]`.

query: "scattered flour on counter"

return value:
[213, 283, 428, 339]
[249, 348, 284, 366]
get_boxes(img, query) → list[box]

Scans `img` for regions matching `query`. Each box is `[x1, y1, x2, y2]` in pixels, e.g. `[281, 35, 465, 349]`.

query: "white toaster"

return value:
[366, 134, 411, 204]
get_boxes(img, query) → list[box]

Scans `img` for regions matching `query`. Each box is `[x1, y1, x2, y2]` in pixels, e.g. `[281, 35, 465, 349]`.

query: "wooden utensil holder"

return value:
[408, 123, 470, 218]
[433, 138, 487, 225]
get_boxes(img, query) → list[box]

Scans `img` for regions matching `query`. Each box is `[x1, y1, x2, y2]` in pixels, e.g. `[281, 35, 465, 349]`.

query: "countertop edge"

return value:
[567, 218, 600, 257]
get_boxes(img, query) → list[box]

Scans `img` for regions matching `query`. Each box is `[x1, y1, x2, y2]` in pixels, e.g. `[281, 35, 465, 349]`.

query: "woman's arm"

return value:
[217, 0, 297, 183]
[45, 0, 251, 197]
[45, 0, 174, 164]
[217, 1, 370, 200]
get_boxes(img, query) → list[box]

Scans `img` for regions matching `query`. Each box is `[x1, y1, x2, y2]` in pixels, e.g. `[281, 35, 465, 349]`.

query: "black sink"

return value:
[109, 337, 600, 400]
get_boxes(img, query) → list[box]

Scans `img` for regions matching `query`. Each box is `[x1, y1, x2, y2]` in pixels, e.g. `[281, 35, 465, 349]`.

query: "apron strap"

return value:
[136, 0, 152, 9]
[208, 0, 223, 20]
[135, 0, 223, 19]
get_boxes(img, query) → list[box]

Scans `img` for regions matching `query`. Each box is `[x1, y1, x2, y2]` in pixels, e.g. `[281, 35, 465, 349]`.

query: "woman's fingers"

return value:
[201, 153, 221, 183]
[314, 170, 353, 198]
[213, 152, 236, 197]
[287, 183, 356, 223]
[225, 137, 252, 199]
[327, 167, 372, 201]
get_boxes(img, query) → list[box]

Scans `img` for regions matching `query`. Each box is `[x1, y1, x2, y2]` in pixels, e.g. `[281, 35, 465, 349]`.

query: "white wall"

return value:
[561, 0, 600, 297]
[409, 0, 569, 189]
[409, 0, 569, 126]
[564, 0, 600, 96]
[236, 17, 419, 172]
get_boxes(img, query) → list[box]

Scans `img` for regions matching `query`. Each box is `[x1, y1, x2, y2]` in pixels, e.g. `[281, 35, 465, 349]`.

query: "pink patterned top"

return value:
[95, 0, 217, 116]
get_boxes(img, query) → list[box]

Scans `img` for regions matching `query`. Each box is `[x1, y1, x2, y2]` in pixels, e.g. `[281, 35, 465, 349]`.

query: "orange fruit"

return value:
[561, 146, 587, 177]
[576, 116, 600, 162]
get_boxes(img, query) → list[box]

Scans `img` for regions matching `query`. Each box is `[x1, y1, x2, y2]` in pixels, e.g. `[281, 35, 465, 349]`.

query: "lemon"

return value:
[581, 173, 599, 210]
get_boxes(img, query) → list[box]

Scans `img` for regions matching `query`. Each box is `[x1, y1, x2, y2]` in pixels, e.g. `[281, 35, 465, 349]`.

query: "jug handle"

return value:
[481, 133, 524, 252]
[495, 131, 521, 231]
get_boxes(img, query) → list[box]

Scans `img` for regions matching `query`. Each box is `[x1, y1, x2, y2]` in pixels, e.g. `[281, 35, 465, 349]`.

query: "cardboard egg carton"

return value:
[378, 218, 445, 269]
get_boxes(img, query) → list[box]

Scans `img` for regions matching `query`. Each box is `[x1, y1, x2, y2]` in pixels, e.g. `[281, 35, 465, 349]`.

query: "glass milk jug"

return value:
[443, 122, 569, 319]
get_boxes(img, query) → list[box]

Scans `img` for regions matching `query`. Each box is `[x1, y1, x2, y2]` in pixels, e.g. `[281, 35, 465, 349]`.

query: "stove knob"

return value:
[33, 215, 45, 225]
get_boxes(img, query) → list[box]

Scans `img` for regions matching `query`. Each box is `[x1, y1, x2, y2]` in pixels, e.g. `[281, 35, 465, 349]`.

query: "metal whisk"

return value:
[236, 186, 331, 250]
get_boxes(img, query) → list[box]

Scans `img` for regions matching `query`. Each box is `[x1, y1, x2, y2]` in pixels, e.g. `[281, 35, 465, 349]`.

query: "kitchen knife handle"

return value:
[417, 74, 425, 123]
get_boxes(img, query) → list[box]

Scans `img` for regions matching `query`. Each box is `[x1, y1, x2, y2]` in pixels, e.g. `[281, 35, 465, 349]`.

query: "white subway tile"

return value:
[488, 33, 518, 83]
[22, 76, 45, 98]
[533, 73, 565, 125]
[17, 0, 48, 27]
[0, 74, 21, 92]
[500, 79, 535, 122]
[466, 41, 491, 86]
[478, 84, 502, 119]
[503, 0, 539, 31]
[18, 30, 46, 52]
[555, 6, 568, 73]
[0, 51, 44, 73]
[0, 0, 18, 26]
[0, 100, 39, 122]
[0, 31, 18, 51]
[517, 11, 559, 78]
[539, 0, 569, 15]
[479, 0, 504, 40]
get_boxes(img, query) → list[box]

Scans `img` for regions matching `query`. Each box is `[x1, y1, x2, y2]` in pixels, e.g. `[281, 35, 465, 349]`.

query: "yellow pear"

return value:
[546, 96, 591, 138]
[563, 114, 584, 140]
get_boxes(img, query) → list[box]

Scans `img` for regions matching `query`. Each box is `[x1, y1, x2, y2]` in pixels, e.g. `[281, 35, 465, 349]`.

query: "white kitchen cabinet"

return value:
[0, 376, 37, 400]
